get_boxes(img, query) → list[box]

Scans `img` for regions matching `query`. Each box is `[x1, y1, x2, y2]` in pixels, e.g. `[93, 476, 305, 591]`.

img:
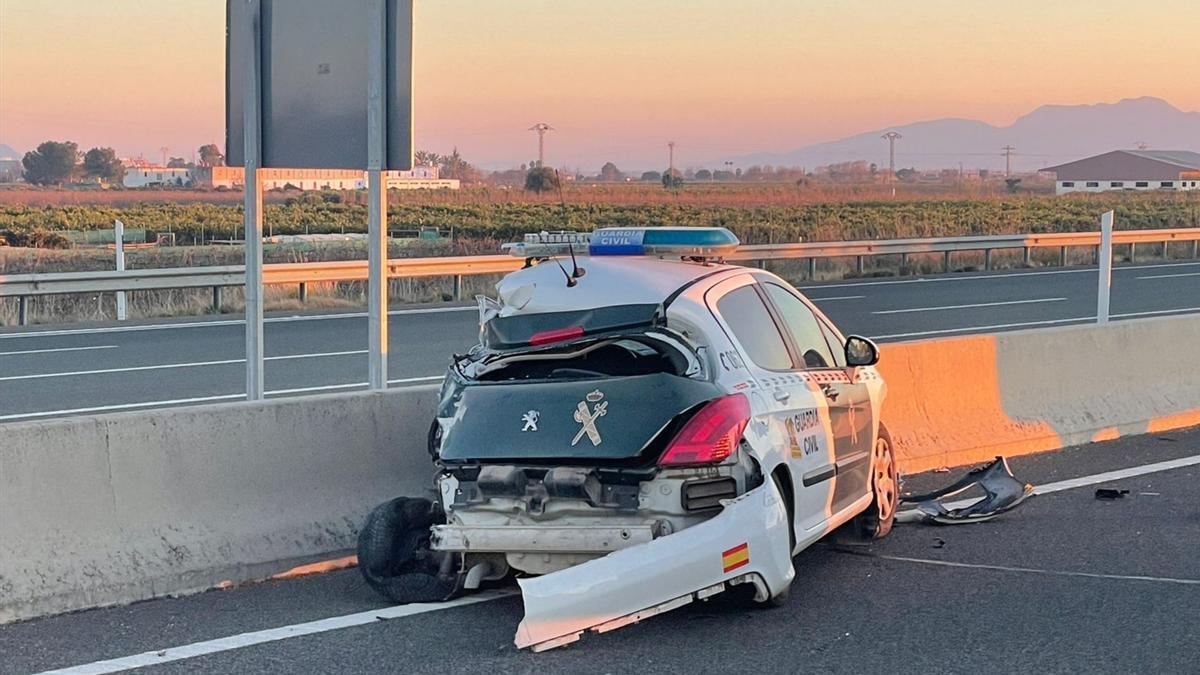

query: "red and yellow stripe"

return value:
[722, 542, 749, 573]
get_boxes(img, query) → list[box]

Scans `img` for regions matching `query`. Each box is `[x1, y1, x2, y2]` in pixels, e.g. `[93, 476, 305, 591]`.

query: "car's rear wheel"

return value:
[357, 497, 459, 603]
[852, 424, 899, 539]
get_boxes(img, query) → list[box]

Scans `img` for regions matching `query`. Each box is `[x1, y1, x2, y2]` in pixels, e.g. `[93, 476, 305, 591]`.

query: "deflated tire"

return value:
[357, 497, 458, 603]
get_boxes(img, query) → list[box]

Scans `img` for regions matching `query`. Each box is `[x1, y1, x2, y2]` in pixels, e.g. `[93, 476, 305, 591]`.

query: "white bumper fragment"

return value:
[513, 479, 795, 650]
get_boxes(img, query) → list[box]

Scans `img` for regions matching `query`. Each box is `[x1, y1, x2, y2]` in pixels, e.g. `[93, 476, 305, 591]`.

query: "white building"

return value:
[192, 165, 457, 191]
[1041, 150, 1200, 195]
[122, 166, 193, 188]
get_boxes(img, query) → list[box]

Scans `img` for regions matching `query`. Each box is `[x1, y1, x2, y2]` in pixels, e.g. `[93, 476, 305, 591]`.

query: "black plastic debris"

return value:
[896, 457, 1034, 525]
[1094, 488, 1130, 500]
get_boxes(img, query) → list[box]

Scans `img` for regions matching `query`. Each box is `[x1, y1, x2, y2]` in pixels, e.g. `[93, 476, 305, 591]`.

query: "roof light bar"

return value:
[588, 227, 739, 258]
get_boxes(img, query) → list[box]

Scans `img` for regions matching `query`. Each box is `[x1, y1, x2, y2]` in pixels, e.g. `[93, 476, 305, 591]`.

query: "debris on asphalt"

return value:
[896, 457, 1034, 525]
[932, 538, 946, 549]
[1094, 488, 1130, 500]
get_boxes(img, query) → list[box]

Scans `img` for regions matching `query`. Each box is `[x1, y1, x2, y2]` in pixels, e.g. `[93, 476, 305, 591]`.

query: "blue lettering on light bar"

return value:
[588, 227, 739, 257]
[589, 228, 646, 255]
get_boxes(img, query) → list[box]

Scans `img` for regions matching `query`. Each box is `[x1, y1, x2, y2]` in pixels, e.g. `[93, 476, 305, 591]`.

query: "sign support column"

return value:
[367, 0, 389, 389]
[243, 0, 265, 399]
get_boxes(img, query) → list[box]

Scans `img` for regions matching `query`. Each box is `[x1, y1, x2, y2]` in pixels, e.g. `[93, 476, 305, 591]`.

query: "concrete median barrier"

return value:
[880, 313, 1200, 473]
[3, 314, 1200, 624]
[0, 386, 438, 624]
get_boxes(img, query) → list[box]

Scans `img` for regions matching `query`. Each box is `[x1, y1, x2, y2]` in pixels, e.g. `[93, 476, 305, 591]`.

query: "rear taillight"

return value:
[529, 326, 584, 345]
[658, 394, 751, 466]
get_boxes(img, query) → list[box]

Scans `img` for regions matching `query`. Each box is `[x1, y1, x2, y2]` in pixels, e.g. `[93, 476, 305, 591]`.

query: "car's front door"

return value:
[759, 281, 875, 518]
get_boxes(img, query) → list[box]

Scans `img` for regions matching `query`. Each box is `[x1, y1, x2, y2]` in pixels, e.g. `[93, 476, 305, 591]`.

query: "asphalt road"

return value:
[4, 427, 1198, 674]
[1, 261, 1198, 422]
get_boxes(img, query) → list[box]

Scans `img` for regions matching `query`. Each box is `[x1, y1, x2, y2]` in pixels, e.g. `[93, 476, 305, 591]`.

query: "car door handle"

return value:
[773, 389, 791, 402]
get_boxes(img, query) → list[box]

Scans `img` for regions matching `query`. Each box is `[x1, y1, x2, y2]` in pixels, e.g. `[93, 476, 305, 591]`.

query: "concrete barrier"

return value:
[0, 386, 438, 624]
[880, 313, 1200, 473]
[4, 314, 1200, 624]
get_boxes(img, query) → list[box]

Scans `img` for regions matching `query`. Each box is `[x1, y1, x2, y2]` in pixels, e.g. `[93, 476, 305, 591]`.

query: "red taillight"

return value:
[658, 394, 751, 466]
[529, 326, 584, 345]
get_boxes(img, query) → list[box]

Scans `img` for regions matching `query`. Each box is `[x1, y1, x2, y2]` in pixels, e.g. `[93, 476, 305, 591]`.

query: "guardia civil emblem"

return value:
[571, 389, 608, 446]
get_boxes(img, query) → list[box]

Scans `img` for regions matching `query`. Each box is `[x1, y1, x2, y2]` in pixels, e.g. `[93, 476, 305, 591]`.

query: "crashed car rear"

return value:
[358, 227, 898, 650]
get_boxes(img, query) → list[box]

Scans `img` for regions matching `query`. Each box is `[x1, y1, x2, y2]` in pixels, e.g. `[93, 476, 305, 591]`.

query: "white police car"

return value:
[357, 227, 896, 651]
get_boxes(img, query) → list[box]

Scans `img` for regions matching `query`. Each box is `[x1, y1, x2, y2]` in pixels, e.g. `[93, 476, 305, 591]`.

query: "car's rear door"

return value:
[704, 274, 834, 536]
[758, 281, 875, 518]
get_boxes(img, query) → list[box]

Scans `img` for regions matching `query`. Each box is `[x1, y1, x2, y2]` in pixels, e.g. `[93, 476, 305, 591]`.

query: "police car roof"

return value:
[495, 255, 739, 316]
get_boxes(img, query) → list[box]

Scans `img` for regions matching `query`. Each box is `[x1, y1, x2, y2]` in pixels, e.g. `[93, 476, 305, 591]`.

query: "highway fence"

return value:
[3, 227, 1199, 325]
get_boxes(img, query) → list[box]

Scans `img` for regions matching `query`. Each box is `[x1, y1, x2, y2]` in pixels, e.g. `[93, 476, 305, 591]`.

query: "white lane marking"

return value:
[865, 555, 1200, 586]
[0, 350, 368, 383]
[33, 591, 514, 675]
[872, 297, 1066, 315]
[0, 377, 444, 422]
[1136, 272, 1200, 280]
[873, 305, 1200, 340]
[0, 345, 118, 356]
[934, 454, 1200, 513]
[797, 261, 1200, 290]
[0, 306, 477, 340]
[807, 295, 865, 302]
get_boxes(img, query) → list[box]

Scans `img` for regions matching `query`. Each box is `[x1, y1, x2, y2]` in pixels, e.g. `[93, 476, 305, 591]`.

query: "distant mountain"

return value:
[726, 97, 1200, 172]
[0, 144, 20, 161]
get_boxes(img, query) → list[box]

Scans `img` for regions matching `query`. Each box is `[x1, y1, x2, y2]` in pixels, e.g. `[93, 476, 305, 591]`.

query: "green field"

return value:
[2, 193, 1198, 250]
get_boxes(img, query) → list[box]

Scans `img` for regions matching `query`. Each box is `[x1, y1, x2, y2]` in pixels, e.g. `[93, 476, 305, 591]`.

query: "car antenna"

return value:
[539, 228, 577, 288]
[556, 170, 585, 281]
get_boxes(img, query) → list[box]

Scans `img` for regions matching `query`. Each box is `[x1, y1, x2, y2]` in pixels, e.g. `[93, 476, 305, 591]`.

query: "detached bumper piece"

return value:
[896, 456, 1034, 525]
[513, 479, 794, 651]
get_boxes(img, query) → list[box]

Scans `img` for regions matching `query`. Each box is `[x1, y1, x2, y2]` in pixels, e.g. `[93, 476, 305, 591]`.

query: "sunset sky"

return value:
[1, 0, 1198, 170]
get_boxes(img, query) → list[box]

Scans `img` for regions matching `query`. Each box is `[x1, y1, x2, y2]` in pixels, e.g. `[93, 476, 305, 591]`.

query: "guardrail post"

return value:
[1097, 211, 1114, 324]
[1192, 239, 1199, 259]
[18, 296, 28, 326]
[298, 282, 307, 303]
[943, 251, 952, 272]
[452, 274, 463, 301]
[855, 255, 865, 275]
[984, 248, 993, 270]
[1058, 246, 1067, 267]
[1129, 242, 1136, 263]
[1162, 241, 1169, 260]
[212, 286, 222, 313]
[900, 252, 909, 272]
[1023, 246, 1031, 266]
[807, 258, 816, 279]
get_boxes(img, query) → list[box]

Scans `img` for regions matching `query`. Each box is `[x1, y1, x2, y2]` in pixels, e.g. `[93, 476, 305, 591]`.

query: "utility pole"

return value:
[528, 123, 553, 167]
[1002, 145, 1015, 177]
[668, 141, 676, 174]
[159, 146, 169, 166]
[881, 132, 901, 178]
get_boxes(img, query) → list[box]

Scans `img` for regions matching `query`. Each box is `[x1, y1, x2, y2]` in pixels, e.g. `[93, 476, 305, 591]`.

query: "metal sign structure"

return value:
[226, 0, 413, 398]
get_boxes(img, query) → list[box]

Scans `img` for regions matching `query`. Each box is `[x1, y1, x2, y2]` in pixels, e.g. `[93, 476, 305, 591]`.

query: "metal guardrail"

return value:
[3, 228, 1199, 324]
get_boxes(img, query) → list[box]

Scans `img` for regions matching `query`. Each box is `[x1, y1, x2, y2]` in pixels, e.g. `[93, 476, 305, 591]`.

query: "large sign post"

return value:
[227, 0, 413, 398]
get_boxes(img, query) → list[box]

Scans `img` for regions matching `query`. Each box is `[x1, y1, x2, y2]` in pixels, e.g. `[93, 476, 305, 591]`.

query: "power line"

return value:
[881, 132, 902, 177]
[527, 123, 553, 167]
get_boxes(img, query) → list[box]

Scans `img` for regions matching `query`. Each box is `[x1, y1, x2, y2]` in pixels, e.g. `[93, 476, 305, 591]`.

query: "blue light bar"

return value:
[588, 227, 740, 257]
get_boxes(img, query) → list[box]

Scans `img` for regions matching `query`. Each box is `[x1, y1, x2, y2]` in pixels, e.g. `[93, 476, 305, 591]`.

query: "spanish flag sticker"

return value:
[722, 542, 750, 573]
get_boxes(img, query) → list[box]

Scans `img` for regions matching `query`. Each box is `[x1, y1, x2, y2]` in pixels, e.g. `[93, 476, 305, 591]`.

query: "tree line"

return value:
[19, 141, 226, 187]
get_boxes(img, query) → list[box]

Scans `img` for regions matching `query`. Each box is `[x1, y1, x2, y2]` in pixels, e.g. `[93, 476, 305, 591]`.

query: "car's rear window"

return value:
[484, 303, 660, 350]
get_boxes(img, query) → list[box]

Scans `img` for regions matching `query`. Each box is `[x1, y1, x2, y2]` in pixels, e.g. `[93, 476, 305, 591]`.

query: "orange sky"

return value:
[1, 0, 1197, 169]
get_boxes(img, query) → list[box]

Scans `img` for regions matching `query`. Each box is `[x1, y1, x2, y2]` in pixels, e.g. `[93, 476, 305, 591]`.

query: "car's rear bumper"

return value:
[431, 524, 656, 553]
[513, 479, 795, 650]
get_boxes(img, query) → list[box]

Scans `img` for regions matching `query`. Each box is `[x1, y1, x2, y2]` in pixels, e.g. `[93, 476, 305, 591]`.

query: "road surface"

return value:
[4, 428, 1198, 674]
[1, 261, 1198, 422]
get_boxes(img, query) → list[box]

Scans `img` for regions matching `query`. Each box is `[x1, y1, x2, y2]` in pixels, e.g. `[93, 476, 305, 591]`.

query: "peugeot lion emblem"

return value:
[572, 389, 608, 446]
[521, 410, 540, 432]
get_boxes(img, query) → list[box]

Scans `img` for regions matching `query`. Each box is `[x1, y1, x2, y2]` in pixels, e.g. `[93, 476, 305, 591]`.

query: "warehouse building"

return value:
[1041, 150, 1200, 195]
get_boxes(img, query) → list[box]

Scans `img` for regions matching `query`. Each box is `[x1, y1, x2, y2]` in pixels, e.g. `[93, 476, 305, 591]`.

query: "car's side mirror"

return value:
[845, 335, 880, 367]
